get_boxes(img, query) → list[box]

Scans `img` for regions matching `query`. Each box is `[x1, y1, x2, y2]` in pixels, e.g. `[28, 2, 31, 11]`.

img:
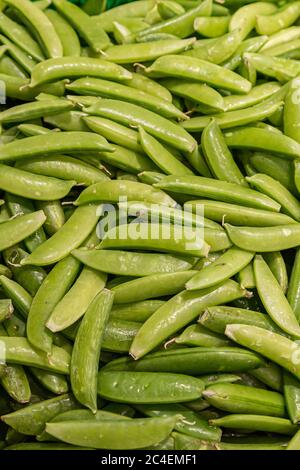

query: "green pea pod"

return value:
[245, 52, 300, 81]
[287, 428, 300, 450]
[224, 223, 300, 252]
[52, 0, 110, 52]
[284, 372, 300, 424]
[263, 39, 300, 58]
[94, 144, 158, 175]
[90, 1, 155, 32]
[43, 110, 89, 132]
[194, 16, 229, 38]
[0, 299, 13, 323]
[287, 248, 300, 322]
[111, 300, 165, 323]
[84, 99, 196, 153]
[155, 176, 281, 212]
[203, 383, 285, 417]
[75, 179, 176, 207]
[16, 155, 109, 186]
[4, 0, 63, 58]
[18, 123, 61, 136]
[263, 251, 288, 294]
[35, 200, 65, 236]
[71, 289, 113, 412]
[175, 324, 231, 347]
[210, 414, 296, 435]
[123, 72, 173, 103]
[102, 318, 141, 353]
[103, 346, 264, 375]
[45, 9, 81, 57]
[223, 35, 268, 71]
[201, 120, 246, 185]
[130, 280, 247, 359]
[256, 2, 300, 36]
[250, 152, 297, 195]
[229, 2, 277, 39]
[21, 204, 100, 266]
[0, 99, 73, 124]
[225, 324, 300, 381]
[0, 276, 31, 318]
[46, 416, 177, 450]
[2, 394, 77, 435]
[30, 367, 68, 395]
[186, 247, 254, 291]
[146, 55, 252, 94]
[223, 82, 281, 112]
[250, 362, 283, 392]
[185, 30, 243, 65]
[199, 305, 282, 335]
[0, 210, 46, 252]
[0, 35, 37, 74]
[284, 78, 300, 144]
[186, 199, 295, 226]
[26, 255, 81, 353]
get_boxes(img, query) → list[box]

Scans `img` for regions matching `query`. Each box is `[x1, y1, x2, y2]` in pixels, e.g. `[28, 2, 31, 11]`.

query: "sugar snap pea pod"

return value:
[256, 2, 300, 36]
[183, 146, 212, 178]
[52, 0, 110, 52]
[112, 271, 197, 304]
[201, 120, 246, 186]
[185, 30, 243, 65]
[245, 52, 300, 81]
[84, 100, 196, 153]
[4, 0, 62, 58]
[111, 300, 165, 323]
[262, 39, 300, 58]
[0, 210, 46, 252]
[90, 1, 155, 32]
[183, 100, 282, 132]
[210, 414, 296, 435]
[2, 394, 77, 435]
[194, 16, 229, 38]
[16, 155, 109, 186]
[160, 78, 225, 110]
[30, 58, 131, 88]
[0, 337, 70, 374]
[0, 132, 113, 162]
[0, 11, 44, 61]
[222, 82, 282, 112]
[284, 78, 300, 144]
[146, 55, 251, 94]
[136, 403, 221, 442]
[30, 367, 68, 395]
[46, 416, 176, 450]
[0, 299, 13, 323]
[238, 263, 255, 289]
[103, 346, 264, 374]
[99, 223, 209, 258]
[0, 276, 31, 318]
[35, 200, 65, 236]
[158, 0, 185, 19]
[43, 110, 90, 132]
[46, 268, 107, 333]
[246, 173, 300, 221]
[229, 1, 277, 39]
[138, 171, 165, 185]
[263, 252, 288, 294]
[287, 248, 300, 322]
[21, 204, 100, 266]
[186, 248, 254, 291]
[136, 0, 212, 40]
[18, 123, 60, 136]
[175, 324, 230, 347]
[250, 152, 297, 195]
[283, 372, 300, 424]
[99, 145, 158, 174]
[45, 9, 80, 57]
[26, 255, 81, 353]
[0, 35, 37, 74]
[203, 383, 285, 417]
[199, 306, 282, 335]
[0, 54, 27, 79]
[102, 319, 141, 353]
[71, 289, 113, 412]
[155, 176, 280, 212]
[123, 72, 172, 103]
[130, 280, 247, 359]
[0, 73, 65, 101]
[0, 99, 73, 125]
[222, 35, 267, 71]
[0, 363, 31, 404]
[75, 179, 176, 207]
[98, 371, 204, 404]
[261, 26, 300, 51]
[225, 223, 300, 252]
[250, 362, 283, 392]
[186, 199, 295, 226]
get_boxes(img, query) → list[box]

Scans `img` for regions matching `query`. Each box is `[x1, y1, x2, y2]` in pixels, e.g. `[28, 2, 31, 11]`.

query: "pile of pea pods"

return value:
[4, 0, 300, 452]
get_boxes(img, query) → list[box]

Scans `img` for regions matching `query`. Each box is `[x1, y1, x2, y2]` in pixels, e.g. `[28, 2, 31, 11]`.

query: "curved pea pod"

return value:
[261, 26, 300, 52]
[287, 248, 300, 322]
[0, 337, 70, 373]
[244, 52, 300, 81]
[225, 223, 300, 252]
[102, 319, 141, 353]
[225, 324, 300, 381]
[75, 180, 176, 207]
[186, 248, 254, 291]
[0, 299, 13, 323]
[223, 35, 268, 71]
[201, 120, 246, 186]
[250, 362, 283, 392]
[284, 78, 300, 144]
[36, 200, 65, 236]
[45, 9, 81, 57]
[183, 100, 282, 132]
[21, 204, 100, 266]
[30, 57, 131, 88]
[2, 394, 77, 435]
[203, 383, 285, 417]
[0, 364, 31, 404]
[66, 78, 187, 121]
[200, 306, 282, 335]
[46, 416, 176, 450]
[98, 371, 204, 404]
[43, 110, 90, 132]
[186, 199, 295, 227]
[123, 72, 172, 103]
[97, 144, 158, 175]
[194, 16, 229, 38]
[175, 324, 231, 347]
[30, 367, 68, 395]
[46, 268, 107, 333]
[111, 300, 165, 323]
[103, 346, 264, 375]
[229, 1, 277, 39]
[161, 79, 224, 111]
[4, 0, 62, 59]
[0, 210, 46, 252]
[263, 251, 288, 294]
[84, 100, 196, 153]
[130, 280, 248, 359]
[146, 55, 251, 94]
[26, 256, 81, 353]
[0, 99, 73, 125]
[222, 82, 282, 112]
[210, 414, 296, 435]
[0, 164, 75, 201]
[155, 176, 281, 212]
[250, 152, 297, 195]
[0, 276, 31, 318]
[284, 372, 300, 424]
[256, 2, 300, 36]
[72, 249, 197, 278]
[0, 132, 114, 162]
[185, 30, 242, 65]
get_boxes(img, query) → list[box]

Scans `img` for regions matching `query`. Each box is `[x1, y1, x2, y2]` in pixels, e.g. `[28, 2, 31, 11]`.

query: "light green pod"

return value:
[110, 300, 165, 323]
[256, 2, 300, 36]
[194, 16, 229, 38]
[45, 9, 81, 57]
[229, 2, 277, 39]
[0, 210, 46, 252]
[185, 30, 242, 65]
[175, 324, 231, 347]
[210, 414, 296, 435]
